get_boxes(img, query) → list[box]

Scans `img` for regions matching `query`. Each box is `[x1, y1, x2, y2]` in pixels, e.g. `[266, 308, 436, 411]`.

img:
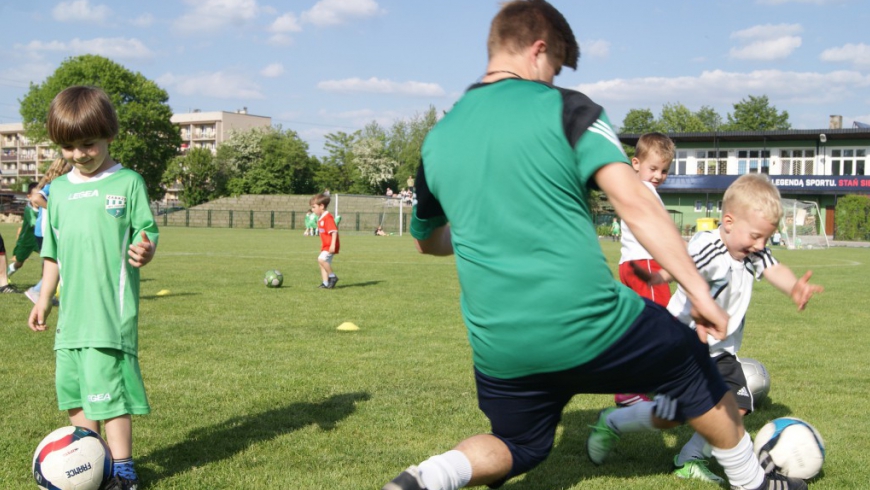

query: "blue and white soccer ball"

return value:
[264, 270, 284, 288]
[754, 417, 825, 480]
[33, 426, 113, 490]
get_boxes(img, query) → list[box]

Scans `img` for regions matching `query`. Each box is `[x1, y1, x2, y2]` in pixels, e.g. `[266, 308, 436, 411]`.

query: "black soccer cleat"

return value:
[327, 275, 339, 289]
[382, 465, 427, 490]
[732, 472, 807, 490]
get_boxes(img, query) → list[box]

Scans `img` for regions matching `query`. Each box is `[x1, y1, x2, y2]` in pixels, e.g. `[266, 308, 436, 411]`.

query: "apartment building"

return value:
[0, 123, 59, 191]
[171, 108, 271, 154]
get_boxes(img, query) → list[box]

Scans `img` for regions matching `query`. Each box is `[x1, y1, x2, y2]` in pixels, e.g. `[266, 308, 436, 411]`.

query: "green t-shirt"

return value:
[415, 79, 644, 379]
[17, 205, 37, 248]
[42, 165, 158, 355]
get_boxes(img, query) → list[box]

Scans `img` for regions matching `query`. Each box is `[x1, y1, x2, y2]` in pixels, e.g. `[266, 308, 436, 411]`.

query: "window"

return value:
[694, 200, 704, 212]
[672, 150, 688, 175]
[696, 150, 727, 175]
[830, 147, 868, 176]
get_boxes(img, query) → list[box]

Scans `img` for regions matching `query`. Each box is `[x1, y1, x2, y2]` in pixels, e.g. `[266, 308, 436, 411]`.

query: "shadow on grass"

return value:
[138, 391, 370, 485]
[335, 280, 383, 289]
[503, 400, 795, 489]
[140, 292, 200, 300]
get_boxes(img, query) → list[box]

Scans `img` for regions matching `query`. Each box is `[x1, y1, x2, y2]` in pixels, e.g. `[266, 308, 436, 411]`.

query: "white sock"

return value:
[676, 432, 712, 465]
[418, 450, 473, 490]
[607, 401, 656, 434]
[8, 263, 17, 276]
[329, 273, 336, 278]
[711, 432, 765, 490]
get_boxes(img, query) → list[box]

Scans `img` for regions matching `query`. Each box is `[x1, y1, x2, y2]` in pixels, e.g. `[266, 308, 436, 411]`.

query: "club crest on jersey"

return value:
[106, 195, 127, 218]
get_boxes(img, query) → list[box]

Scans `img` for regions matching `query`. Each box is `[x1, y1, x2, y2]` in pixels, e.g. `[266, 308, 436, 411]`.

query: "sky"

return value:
[1, 0, 869, 156]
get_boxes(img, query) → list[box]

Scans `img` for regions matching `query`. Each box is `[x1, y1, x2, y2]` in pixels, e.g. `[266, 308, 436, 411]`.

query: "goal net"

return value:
[331, 193, 409, 236]
[779, 199, 829, 250]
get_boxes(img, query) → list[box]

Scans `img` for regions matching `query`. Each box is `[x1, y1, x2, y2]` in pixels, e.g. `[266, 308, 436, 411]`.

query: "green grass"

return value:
[1, 223, 868, 489]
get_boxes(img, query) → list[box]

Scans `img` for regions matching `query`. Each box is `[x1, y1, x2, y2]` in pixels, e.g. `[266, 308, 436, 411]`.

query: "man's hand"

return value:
[128, 232, 155, 268]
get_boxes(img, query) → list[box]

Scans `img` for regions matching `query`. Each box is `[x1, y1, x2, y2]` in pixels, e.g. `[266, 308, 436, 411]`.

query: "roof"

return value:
[619, 128, 870, 145]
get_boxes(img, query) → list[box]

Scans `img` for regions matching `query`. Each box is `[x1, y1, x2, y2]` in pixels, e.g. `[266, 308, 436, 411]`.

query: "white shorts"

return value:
[318, 251, 334, 264]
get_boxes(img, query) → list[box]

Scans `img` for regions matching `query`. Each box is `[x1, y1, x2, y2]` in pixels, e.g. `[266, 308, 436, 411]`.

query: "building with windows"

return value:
[171, 108, 271, 155]
[0, 123, 59, 191]
[619, 117, 870, 237]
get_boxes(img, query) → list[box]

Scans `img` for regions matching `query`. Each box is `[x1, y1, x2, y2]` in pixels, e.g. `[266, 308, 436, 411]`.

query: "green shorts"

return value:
[56, 348, 150, 420]
[13, 236, 38, 262]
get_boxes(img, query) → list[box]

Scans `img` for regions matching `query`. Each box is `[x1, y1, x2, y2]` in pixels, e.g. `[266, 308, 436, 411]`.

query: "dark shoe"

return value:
[732, 472, 807, 490]
[0, 285, 17, 293]
[318, 283, 328, 289]
[382, 466, 427, 490]
[327, 276, 339, 289]
[102, 475, 139, 490]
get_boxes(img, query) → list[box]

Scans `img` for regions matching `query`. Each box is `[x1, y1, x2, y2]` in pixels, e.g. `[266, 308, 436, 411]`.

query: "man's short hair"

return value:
[47, 86, 119, 145]
[723, 174, 783, 225]
[487, 0, 579, 73]
[310, 193, 331, 207]
[635, 132, 676, 164]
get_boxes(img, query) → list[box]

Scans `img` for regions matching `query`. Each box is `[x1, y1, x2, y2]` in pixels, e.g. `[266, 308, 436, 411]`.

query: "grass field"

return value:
[1, 223, 868, 489]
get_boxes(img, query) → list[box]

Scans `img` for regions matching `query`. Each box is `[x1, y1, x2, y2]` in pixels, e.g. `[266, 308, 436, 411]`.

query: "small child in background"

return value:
[311, 193, 340, 289]
[613, 132, 675, 408]
[25, 158, 73, 303]
[0, 232, 14, 292]
[610, 217, 620, 241]
[7, 182, 40, 278]
[593, 173, 823, 484]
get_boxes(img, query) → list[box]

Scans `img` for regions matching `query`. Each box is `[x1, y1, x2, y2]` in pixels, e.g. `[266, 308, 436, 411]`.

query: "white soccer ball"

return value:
[33, 426, 113, 490]
[740, 357, 771, 402]
[754, 417, 825, 480]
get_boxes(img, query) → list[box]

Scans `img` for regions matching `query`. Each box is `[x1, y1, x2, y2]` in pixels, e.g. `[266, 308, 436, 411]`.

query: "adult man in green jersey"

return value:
[383, 2, 806, 490]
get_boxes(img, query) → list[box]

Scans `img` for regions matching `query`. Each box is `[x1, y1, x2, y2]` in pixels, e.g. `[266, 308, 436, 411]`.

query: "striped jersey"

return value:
[667, 229, 778, 356]
[41, 164, 158, 355]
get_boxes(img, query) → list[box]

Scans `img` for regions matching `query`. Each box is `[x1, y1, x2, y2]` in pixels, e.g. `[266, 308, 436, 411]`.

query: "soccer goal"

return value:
[331, 193, 408, 236]
[779, 199, 829, 250]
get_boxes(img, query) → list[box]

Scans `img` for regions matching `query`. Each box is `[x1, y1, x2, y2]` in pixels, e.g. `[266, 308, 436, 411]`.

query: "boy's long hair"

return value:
[723, 174, 783, 225]
[488, 0, 579, 73]
[38, 158, 73, 189]
[47, 86, 119, 145]
[310, 193, 331, 207]
[635, 132, 676, 163]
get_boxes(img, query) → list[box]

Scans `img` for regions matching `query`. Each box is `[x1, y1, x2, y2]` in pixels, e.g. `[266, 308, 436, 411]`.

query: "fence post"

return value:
[270, 211, 275, 229]
[250, 210, 254, 229]
[207, 209, 212, 228]
[163, 212, 167, 226]
[355, 212, 360, 231]
[291, 210, 296, 229]
[185, 209, 190, 227]
[229, 210, 233, 228]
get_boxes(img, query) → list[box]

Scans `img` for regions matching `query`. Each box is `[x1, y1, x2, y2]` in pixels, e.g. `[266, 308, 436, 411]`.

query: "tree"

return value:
[19, 55, 181, 200]
[695, 105, 723, 131]
[659, 103, 710, 133]
[388, 106, 438, 187]
[162, 148, 226, 207]
[353, 136, 399, 189]
[724, 95, 791, 131]
[619, 109, 660, 134]
[245, 127, 318, 195]
[317, 131, 364, 193]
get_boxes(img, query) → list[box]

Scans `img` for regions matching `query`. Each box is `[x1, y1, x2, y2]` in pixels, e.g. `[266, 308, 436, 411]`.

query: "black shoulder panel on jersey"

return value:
[414, 160, 446, 220]
[554, 86, 604, 149]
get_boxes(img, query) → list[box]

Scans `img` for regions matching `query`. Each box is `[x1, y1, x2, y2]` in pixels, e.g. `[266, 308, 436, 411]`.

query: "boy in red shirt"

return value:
[311, 193, 340, 289]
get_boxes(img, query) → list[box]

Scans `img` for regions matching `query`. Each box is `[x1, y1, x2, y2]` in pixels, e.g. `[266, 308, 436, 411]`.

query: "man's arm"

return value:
[595, 163, 728, 341]
[415, 225, 452, 256]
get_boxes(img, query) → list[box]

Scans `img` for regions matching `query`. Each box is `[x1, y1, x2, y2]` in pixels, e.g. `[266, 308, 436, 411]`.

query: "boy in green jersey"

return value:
[6, 182, 40, 277]
[28, 86, 157, 490]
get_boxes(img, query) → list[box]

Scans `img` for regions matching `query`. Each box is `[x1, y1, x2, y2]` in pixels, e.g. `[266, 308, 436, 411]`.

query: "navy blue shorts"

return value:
[474, 299, 728, 481]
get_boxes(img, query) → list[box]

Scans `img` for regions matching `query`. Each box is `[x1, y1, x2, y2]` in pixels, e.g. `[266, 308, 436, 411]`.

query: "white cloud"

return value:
[820, 43, 870, 68]
[317, 77, 445, 97]
[16, 38, 154, 60]
[575, 69, 870, 109]
[301, 0, 383, 27]
[729, 36, 802, 61]
[131, 13, 154, 27]
[158, 71, 264, 99]
[731, 23, 802, 41]
[583, 40, 610, 59]
[52, 0, 111, 23]
[260, 63, 284, 77]
[174, 0, 260, 34]
[271, 12, 302, 32]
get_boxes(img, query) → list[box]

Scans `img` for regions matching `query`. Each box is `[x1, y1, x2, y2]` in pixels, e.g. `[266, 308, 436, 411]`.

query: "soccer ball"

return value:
[754, 417, 825, 479]
[264, 269, 283, 288]
[739, 357, 771, 402]
[33, 426, 113, 490]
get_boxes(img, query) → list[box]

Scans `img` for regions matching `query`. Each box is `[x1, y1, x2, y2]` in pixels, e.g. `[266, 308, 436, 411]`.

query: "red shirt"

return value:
[318, 211, 340, 253]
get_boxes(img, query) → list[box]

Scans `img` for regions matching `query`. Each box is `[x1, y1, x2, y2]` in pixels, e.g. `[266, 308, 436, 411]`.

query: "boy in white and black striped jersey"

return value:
[598, 173, 824, 484]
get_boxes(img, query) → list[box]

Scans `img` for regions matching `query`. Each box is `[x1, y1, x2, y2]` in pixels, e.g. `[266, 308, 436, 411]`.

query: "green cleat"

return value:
[673, 456, 725, 484]
[586, 407, 620, 465]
